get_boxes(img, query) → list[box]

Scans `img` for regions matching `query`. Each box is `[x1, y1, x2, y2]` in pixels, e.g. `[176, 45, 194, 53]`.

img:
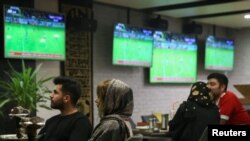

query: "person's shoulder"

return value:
[181, 100, 196, 108]
[46, 114, 61, 122]
[175, 101, 196, 117]
[74, 111, 87, 118]
[225, 91, 238, 99]
[180, 101, 188, 107]
[91, 117, 120, 135]
[101, 115, 124, 128]
[222, 91, 243, 105]
[226, 91, 236, 95]
[69, 112, 92, 131]
[103, 119, 120, 127]
[74, 112, 91, 123]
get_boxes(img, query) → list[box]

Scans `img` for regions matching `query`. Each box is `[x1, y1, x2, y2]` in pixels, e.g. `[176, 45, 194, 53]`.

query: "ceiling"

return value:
[93, 0, 250, 29]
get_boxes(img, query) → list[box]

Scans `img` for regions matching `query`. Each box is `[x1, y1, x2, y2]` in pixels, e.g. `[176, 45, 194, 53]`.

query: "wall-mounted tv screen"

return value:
[4, 5, 65, 60]
[112, 23, 154, 67]
[205, 35, 234, 71]
[150, 31, 197, 83]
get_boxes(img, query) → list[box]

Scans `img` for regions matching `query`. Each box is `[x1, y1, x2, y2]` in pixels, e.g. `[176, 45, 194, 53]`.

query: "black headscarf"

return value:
[187, 81, 214, 107]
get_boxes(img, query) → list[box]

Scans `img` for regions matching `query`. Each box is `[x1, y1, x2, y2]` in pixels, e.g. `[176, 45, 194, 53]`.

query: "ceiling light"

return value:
[244, 14, 250, 19]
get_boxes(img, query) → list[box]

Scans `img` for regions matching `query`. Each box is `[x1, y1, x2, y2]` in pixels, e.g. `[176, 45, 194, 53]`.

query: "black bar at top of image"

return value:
[208, 125, 250, 141]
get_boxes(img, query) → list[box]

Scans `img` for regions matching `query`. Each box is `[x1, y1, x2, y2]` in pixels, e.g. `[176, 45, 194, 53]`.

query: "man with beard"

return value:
[37, 76, 92, 141]
[207, 73, 250, 125]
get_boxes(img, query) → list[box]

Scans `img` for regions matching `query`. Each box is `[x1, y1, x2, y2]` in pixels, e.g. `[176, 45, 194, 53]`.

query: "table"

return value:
[133, 129, 172, 141]
[0, 134, 27, 141]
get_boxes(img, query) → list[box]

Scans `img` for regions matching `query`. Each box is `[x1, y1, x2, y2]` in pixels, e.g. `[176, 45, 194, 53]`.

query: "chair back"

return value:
[126, 134, 143, 141]
[198, 127, 208, 141]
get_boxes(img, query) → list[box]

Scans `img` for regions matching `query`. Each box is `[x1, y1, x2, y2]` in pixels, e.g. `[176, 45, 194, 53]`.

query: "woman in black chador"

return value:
[169, 81, 220, 141]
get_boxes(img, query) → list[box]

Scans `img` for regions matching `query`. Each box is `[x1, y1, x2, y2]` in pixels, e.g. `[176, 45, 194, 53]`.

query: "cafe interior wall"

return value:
[34, 1, 250, 127]
[92, 3, 237, 126]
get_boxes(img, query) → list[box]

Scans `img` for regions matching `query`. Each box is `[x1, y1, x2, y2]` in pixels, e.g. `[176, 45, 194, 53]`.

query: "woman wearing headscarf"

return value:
[169, 81, 220, 141]
[89, 79, 134, 141]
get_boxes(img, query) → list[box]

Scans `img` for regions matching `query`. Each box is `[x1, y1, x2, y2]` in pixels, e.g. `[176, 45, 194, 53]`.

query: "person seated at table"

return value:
[169, 81, 220, 141]
[207, 72, 250, 124]
[37, 76, 92, 141]
[89, 79, 134, 141]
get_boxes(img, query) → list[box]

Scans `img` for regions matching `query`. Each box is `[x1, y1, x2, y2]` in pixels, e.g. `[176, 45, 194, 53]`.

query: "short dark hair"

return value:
[53, 76, 82, 105]
[207, 73, 228, 91]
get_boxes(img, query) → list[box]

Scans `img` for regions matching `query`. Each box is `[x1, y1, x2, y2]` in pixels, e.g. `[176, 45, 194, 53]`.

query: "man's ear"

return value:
[63, 95, 70, 103]
[220, 84, 226, 92]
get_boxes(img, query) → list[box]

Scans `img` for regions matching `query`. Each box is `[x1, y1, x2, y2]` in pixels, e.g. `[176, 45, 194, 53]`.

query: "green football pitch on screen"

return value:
[150, 48, 197, 83]
[5, 23, 65, 60]
[205, 47, 234, 70]
[113, 37, 153, 67]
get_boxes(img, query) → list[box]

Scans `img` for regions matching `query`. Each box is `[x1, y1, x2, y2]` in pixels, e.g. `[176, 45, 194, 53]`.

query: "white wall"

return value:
[228, 28, 250, 88]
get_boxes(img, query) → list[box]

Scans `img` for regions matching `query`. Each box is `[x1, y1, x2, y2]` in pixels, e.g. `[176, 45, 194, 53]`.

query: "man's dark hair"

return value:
[53, 76, 82, 105]
[207, 73, 228, 91]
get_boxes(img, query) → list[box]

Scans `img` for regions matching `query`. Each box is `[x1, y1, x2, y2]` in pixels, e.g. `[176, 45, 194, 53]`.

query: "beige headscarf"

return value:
[89, 79, 134, 141]
[103, 79, 134, 117]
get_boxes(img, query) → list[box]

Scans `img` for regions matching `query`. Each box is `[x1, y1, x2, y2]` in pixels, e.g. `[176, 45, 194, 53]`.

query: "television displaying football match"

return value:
[205, 35, 234, 71]
[4, 5, 66, 60]
[112, 23, 154, 67]
[150, 31, 197, 83]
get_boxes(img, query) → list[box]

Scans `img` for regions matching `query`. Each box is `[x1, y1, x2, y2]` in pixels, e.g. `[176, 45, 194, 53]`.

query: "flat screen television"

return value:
[205, 35, 234, 71]
[112, 23, 154, 67]
[150, 31, 197, 83]
[4, 5, 66, 60]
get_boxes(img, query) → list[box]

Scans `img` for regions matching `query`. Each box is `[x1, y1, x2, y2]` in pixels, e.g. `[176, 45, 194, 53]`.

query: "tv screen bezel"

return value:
[112, 22, 154, 67]
[204, 35, 234, 71]
[150, 31, 198, 83]
[3, 5, 66, 61]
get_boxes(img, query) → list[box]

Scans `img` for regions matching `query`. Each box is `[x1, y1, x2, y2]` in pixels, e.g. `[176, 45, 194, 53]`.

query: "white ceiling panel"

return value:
[194, 13, 250, 29]
[155, 1, 250, 18]
[94, 0, 200, 9]
[94, 0, 250, 29]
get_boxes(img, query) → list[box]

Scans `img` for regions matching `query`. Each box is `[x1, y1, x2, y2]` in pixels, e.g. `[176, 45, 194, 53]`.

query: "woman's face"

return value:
[95, 95, 104, 118]
[95, 96, 101, 109]
[95, 80, 111, 118]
